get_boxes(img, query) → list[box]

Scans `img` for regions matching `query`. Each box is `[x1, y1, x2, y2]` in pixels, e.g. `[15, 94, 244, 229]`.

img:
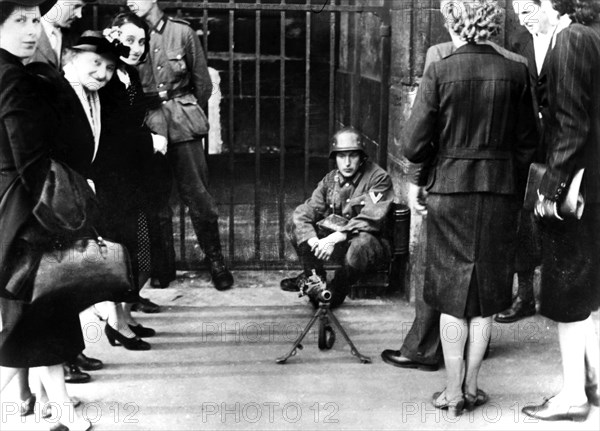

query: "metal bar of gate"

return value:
[328, 0, 336, 138]
[228, 1, 235, 262]
[350, 8, 360, 128]
[377, 5, 391, 169]
[303, 0, 312, 199]
[254, 1, 262, 260]
[202, 0, 208, 55]
[278, 0, 287, 260]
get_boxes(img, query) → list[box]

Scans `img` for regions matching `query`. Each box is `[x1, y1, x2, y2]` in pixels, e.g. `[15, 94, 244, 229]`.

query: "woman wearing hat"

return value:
[90, 12, 164, 350]
[0, 1, 99, 430]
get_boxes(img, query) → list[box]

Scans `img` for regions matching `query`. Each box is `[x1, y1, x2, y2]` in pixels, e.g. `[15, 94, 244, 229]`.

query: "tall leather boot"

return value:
[495, 270, 536, 323]
[198, 221, 234, 290]
[147, 202, 176, 288]
[146, 154, 176, 288]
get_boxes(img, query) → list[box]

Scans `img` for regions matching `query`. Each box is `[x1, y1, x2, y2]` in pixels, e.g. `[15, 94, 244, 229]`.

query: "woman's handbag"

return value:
[31, 233, 136, 311]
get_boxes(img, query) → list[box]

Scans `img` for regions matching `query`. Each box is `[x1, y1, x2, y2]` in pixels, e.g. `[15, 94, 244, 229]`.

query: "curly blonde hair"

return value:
[441, 0, 503, 43]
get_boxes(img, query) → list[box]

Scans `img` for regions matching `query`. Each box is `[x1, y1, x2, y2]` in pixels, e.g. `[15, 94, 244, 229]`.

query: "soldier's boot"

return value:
[281, 266, 326, 293]
[199, 221, 234, 291]
[495, 271, 536, 323]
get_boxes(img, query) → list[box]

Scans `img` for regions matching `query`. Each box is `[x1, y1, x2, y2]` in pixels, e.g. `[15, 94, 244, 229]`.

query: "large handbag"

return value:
[31, 233, 136, 312]
[523, 163, 585, 219]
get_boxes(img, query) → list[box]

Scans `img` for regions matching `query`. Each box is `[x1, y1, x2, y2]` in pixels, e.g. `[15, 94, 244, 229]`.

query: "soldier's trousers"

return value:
[148, 140, 223, 285]
[287, 220, 389, 306]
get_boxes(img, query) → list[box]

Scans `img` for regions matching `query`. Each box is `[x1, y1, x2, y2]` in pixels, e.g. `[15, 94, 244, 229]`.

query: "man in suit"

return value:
[523, 0, 600, 421]
[28, 0, 89, 69]
[380, 41, 454, 372]
[494, 0, 558, 324]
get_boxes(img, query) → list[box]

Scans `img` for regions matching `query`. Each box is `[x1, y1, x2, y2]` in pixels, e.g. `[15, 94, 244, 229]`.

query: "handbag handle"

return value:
[91, 227, 109, 259]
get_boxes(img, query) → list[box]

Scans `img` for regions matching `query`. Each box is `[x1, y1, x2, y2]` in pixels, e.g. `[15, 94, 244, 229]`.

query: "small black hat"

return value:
[71, 30, 130, 60]
[0, 0, 58, 16]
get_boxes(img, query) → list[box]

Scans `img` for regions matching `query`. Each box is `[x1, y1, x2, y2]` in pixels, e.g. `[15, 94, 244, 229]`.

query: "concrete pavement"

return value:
[2, 270, 599, 431]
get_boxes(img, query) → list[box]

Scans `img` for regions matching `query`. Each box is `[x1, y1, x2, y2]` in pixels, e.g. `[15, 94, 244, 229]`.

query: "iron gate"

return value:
[93, 0, 392, 269]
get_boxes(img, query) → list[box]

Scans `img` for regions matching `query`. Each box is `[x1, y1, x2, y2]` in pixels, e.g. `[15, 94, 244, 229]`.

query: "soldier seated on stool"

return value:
[280, 127, 394, 308]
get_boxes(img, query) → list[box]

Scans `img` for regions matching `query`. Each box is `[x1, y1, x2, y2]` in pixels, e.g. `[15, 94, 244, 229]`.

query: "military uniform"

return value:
[137, 12, 232, 289]
[287, 160, 394, 306]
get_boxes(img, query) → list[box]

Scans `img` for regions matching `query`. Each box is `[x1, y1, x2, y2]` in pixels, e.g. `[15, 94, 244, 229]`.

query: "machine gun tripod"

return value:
[276, 270, 371, 364]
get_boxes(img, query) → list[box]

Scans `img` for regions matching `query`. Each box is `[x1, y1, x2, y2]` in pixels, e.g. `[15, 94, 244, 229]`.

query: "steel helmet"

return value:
[329, 127, 367, 159]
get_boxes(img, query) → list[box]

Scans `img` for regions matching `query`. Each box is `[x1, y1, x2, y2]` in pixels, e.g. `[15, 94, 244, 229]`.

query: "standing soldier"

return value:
[128, 0, 234, 291]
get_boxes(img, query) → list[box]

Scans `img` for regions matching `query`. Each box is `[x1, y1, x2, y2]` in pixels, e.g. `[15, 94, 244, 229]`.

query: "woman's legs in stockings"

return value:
[463, 316, 492, 396]
[439, 314, 468, 401]
[124, 271, 151, 327]
[0, 367, 20, 393]
[14, 368, 32, 401]
[439, 315, 492, 400]
[35, 365, 89, 430]
[552, 320, 588, 406]
[584, 316, 599, 388]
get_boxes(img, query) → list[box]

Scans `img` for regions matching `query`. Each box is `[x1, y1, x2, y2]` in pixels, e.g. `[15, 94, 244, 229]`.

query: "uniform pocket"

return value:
[348, 195, 366, 214]
[167, 49, 187, 78]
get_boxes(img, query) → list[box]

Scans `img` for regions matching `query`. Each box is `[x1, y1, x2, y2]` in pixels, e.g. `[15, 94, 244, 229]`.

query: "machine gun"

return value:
[299, 269, 332, 304]
[276, 269, 371, 364]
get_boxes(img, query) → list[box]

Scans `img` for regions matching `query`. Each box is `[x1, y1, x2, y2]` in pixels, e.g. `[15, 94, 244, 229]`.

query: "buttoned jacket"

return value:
[405, 43, 538, 196]
[137, 13, 213, 143]
[292, 160, 394, 244]
[509, 28, 551, 141]
[540, 22, 600, 204]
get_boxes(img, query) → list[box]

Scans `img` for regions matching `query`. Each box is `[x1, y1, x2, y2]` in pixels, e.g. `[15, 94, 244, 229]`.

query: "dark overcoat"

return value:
[93, 65, 155, 283]
[537, 22, 600, 323]
[405, 43, 539, 318]
[0, 51, 95, 366]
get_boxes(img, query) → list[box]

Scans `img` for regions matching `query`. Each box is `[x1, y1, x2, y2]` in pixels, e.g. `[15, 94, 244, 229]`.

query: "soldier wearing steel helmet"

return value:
[280, 127, 395, 308]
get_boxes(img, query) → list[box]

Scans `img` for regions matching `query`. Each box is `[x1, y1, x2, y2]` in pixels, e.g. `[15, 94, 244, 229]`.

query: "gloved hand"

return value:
[534, 192, 563, 221]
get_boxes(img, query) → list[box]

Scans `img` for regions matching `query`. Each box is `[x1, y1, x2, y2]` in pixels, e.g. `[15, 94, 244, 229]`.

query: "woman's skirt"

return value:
[424, 193, 520, 318]
[539, 203, 600, 323]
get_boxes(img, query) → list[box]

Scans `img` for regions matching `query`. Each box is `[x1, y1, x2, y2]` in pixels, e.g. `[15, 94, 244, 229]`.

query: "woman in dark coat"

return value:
[91, 13, 164, 350]
[0, 1, 100, 430]
[405, 0, 538, 416]
[522, 0, 600, 422]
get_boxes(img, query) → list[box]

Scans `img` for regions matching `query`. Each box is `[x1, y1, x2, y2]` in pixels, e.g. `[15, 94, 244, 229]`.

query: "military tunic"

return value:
[137, 13, 213, 143]
[288, 160, 394, 280]
[292, 160, 394, 244]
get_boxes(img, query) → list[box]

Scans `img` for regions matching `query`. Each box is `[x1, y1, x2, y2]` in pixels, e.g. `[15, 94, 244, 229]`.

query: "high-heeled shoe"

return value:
[464, 388, 489, 411]
[20, 394, 36, 416]
[521, 396, 591, 422]
[585, 383, 599, 407]
[128, 324, 156, 338]
[104, 324, 151, 351]
[432, 389, 464, 418]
